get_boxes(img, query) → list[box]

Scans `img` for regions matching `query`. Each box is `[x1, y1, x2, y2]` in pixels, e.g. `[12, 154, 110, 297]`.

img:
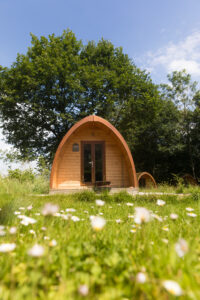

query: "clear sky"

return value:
[1, 0, 200, 173]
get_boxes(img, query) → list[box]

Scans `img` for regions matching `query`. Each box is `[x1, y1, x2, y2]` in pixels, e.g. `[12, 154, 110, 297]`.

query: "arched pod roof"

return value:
[50, 115, 138, 188]
[136, 172, 157, 188]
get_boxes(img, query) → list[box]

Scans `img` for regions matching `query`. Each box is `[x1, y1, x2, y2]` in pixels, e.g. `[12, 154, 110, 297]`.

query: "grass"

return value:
[0, 180, 200, 300]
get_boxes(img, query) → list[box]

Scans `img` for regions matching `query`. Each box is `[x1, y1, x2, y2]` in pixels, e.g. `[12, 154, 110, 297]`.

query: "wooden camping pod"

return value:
[50, 115, 138, 191]
[182, 174, 198, 186]
[136, 172, 157, 188]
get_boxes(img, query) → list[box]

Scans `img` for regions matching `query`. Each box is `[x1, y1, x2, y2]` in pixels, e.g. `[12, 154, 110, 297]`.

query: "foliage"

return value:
[160, 70, 200, 179]
[0, 30, 200, 182]
[0, 30, 156, 164]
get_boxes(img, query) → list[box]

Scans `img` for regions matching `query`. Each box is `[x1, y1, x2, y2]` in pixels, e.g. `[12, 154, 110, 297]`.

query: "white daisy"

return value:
[186, 207, 194, 212]
[28, 244, 44, 257]
[71, 216, 80, 222]
[78, 284, 89, 296]
[126, 202, 133, 206]
[134, 207, 151, 224]
[175, 239, 188, 257]
[163, 280, 182, 296]
[42, 203, 59, 216]
[156, 199, 166, 206]
[9, 227, 17, 234]
[136, 272, 146, 283]
[91, 216, 106, 231]
[187, 212, 197, 217]
[95, 199, 105, 206]
[19, 215, 37, 226]
[66, 208, 76, 212]
[0, 243, 16, 252]
[27, 205, 33, 210]
[170, 213, 178, 220]
[49, 239, 57, 247]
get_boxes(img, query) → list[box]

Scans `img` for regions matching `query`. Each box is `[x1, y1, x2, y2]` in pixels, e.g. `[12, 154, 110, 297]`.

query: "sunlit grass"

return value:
[0, 187, 200, 299]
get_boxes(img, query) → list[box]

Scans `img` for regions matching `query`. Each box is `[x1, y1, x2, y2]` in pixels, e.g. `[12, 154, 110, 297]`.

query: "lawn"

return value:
[0, 187, 200, 299]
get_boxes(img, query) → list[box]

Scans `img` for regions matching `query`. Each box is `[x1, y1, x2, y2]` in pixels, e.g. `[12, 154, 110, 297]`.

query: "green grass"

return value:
[0, 186, 200, 299]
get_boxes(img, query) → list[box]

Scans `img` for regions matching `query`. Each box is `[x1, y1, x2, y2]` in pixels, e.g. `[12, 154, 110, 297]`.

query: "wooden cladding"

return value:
[50, 115, 138, 189]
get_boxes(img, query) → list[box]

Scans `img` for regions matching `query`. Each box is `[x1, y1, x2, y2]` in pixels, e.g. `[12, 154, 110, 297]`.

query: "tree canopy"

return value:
[0, 30, 200, 181]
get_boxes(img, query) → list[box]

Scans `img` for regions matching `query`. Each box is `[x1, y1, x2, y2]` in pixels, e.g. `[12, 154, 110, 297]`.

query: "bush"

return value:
[7, 168, 35, 182]
[74, 191, 96, 202]
[112, 191, 133, 202]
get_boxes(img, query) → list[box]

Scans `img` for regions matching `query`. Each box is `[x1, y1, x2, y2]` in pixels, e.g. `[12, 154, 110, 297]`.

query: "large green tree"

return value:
[160, 70, 200, 179]
[0, 30, 162, 167]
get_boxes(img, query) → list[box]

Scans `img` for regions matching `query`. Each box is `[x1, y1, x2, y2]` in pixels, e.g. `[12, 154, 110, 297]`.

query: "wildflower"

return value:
[66, 208, 76, 212]
[136, 272, 146, 283]
[130, 229, 136, 233]
[35, 213, 40, 216]
[28, 244, 44, 257]
[41, 227, 47, 231]
[0, 243, 16, 252]
[9, 227, 17, 234]
[162, 238, 168, 244]
[91, 216, 106, 231]
[42, 203, 59, 216]
[170, 213, 178, 220]
[99, 212, 103, 215]
[186, 207, 194, 212]
[71, 216, 80, 222]
[116, 219, 122, 223]
[175, 239, 188, 257]
[187, 212, 197, 217]
[126, 202, 133, 206]
[95, 200, 105, 206]
[163, 280, 182, 296]
[157, 199, 166, 206]
[19, 215, 37, 226]
[19, 207, 25, 210]
[49, 239, 57, 247]
[78, 284, 89, 296]
[134, 207, 151, 224]
[14, 211, 21, 215]
[0, 228, 6, 236]
[27, 205, 33, 210]
[128, 215, 134, 219]
[29, 229, 36, 235]
[162, 226, 169, 232]
[152, 213, 163, 222]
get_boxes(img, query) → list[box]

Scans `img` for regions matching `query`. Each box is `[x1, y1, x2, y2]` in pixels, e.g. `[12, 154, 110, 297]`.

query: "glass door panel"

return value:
[95, 143, 103, 182]
[83, 143, 92, 183]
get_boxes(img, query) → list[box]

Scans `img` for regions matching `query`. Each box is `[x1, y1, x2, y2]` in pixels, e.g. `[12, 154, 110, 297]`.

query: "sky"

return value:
[1, 0, 200, 173]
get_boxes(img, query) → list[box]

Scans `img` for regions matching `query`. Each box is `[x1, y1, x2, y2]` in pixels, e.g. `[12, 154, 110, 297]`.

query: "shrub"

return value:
[74, 191, 96, 202]
[7, 168, 35, 183]
[112, 191, 133, 202]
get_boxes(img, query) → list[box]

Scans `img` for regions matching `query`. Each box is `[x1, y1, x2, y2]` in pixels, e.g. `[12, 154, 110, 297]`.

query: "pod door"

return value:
[81, 141, 105, 185]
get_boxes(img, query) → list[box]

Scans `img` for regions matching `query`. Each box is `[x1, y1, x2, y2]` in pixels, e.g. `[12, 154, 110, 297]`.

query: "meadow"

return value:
[0, 175, 200, 299]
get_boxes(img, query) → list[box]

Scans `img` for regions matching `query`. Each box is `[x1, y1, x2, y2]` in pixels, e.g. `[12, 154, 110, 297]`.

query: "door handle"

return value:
[89, 161, 93, 167]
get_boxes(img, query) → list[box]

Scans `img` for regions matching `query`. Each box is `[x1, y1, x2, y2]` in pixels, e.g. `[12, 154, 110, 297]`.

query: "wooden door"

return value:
[81, 141, 105, 185]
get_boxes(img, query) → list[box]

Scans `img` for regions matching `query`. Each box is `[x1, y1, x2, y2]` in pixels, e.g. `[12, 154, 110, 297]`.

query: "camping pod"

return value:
[50, 115, 138, 193]
[182, 174, 198, 186]
[136, 172, 157, 188]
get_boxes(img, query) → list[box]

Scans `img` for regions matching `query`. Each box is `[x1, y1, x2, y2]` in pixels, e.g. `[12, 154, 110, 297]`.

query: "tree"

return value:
[160, 70, 200, 179]
[0, 30, 162, 167]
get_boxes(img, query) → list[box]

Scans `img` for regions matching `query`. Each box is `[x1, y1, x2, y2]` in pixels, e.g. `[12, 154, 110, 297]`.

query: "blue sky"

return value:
[1, 0, 200, 172]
